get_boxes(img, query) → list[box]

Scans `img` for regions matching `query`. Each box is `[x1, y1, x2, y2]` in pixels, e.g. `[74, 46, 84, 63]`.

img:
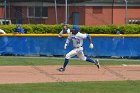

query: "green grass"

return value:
[0, 56, 140, 66]
[0, 81, 140, 93]
[0, 56, 140, 93]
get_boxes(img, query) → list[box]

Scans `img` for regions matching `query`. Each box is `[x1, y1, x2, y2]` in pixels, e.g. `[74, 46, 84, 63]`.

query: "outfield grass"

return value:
[0, 81, 140, 93]
[0, 56, 140, 66]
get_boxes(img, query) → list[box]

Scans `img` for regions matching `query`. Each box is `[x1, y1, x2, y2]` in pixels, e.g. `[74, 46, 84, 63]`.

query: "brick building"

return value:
[0, 0, 140, 25]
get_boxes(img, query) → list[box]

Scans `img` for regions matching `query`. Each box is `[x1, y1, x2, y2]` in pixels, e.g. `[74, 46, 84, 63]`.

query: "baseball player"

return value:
[58, 25, 100, 72]
[13, 24, 25, 34]
[58, 22, 70, 37]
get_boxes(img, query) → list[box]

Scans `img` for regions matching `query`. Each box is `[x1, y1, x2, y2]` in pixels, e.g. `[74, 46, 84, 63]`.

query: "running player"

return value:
[58, 25, 100, 72]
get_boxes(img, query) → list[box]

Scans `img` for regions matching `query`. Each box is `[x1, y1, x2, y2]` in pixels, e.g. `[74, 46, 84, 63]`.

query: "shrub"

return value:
[0, 24, 139, 34]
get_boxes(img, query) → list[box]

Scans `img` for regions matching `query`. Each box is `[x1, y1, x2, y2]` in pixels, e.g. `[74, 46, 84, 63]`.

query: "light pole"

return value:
[4, 0, 7, 24]
[65, 0, 68, 24]
[112, 0, 115, 24]
[54, 0, 58, 24]
[124, 0, 128, 24]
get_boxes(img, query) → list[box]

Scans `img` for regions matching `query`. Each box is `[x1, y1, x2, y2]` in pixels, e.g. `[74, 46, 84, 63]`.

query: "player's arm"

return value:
[78, 33, 92, 43]
[64, 36, 71, 49]
[58, 30, 63, 37]
[78, 33, 94, 49]
[87, 34, 94, 49]
[87, 34, 92, 43]
[67, 29, 70, 34]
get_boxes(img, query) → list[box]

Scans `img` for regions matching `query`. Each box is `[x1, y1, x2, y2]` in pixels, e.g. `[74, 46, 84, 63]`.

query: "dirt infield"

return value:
[0, 65, 140, 84]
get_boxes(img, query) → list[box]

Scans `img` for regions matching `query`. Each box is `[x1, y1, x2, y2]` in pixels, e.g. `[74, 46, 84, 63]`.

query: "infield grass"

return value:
[0, 81, 140, 93]
[0, 56, 140, 66]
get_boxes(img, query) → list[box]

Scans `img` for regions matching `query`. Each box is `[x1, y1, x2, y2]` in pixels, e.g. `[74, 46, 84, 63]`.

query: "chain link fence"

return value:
[0, 0, 140, 25]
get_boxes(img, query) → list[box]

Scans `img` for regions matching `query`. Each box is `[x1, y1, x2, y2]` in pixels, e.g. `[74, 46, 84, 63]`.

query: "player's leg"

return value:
[77, 51, 100, 69]
[58, 49, 77, 72]
[86, 57, 100, 69]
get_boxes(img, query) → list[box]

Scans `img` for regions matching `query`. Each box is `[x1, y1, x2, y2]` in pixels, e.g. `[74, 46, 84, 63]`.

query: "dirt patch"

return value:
[0, 65, 140, 84]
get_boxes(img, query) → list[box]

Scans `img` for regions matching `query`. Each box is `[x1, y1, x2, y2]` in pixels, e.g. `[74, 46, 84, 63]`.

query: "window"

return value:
[28, 7, 48, 18]
[42, 7, 48, 17]
[35, 7, 41, 17]
[29, 7, 34, 17]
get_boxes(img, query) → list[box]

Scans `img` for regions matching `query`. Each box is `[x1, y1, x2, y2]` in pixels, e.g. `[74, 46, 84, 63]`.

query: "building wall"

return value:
[1, 4, 140, 25]
[68, 6, 85, 25]
[47, 6, 56, 24]
[0, 7, 4, 19]
[113, 6, 127, 24]
[47, 6, 65, 24]
[113, 6, 140, 24]
[21, 6, 29, 24]
[85, 6, 113, 25]
[85, 6, 140, 25]
[47, 6, 85, 25]
[112, 6, 140, 25]
[9, 6, 17, 23]
[127, 7, 140, 19]
[9, 6, 65, 24]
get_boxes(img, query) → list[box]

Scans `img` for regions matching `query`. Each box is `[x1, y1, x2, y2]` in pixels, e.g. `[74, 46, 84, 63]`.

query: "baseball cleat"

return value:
[57, 67, 65, 72]
[95, 59, 100, 69]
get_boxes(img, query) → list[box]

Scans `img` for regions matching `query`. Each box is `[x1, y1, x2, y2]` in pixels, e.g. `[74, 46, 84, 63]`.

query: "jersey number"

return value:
[76, 39, 80, 44]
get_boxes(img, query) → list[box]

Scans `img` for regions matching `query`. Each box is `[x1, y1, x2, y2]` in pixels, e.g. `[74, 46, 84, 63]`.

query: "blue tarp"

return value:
[0, 36, 140, 56]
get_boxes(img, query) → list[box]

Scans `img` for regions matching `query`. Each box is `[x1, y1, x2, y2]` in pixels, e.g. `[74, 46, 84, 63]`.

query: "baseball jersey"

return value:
[67, 32, 88, 48]
[59, 28, 70, 34]
[14, 28, 24, 34]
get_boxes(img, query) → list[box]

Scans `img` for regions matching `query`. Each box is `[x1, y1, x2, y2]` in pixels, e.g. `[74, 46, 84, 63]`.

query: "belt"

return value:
[74, 46, 82, 48]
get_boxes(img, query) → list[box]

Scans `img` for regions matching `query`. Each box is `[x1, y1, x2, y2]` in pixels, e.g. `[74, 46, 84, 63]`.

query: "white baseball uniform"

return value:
[65, 32, 88, 61]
